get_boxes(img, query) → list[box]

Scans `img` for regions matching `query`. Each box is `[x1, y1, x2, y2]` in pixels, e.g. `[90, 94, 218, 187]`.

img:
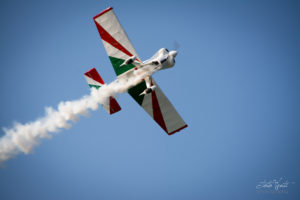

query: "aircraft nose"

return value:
[170, 50, 177, 58]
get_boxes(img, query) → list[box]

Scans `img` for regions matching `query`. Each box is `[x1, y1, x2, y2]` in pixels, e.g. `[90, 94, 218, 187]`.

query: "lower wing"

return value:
[128, 79, 187, 135]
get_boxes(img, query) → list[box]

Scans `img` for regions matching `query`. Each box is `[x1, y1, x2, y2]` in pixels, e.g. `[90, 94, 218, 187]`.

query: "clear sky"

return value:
[0, 0, 299, 199]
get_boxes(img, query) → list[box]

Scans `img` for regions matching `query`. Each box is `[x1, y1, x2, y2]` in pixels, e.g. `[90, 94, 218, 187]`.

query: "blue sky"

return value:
[0, 0, 299, 199]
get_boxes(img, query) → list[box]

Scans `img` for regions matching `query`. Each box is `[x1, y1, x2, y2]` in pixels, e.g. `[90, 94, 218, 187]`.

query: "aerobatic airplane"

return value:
[84, 7, 187, 135]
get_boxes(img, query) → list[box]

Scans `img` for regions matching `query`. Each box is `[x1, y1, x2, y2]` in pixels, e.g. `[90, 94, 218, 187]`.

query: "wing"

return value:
[93, 7, 141, 76]
[128, 79, 187, 135]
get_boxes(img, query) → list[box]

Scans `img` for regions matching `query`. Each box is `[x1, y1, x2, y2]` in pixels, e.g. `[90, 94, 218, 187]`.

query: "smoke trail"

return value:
[0, 69, 151, 163]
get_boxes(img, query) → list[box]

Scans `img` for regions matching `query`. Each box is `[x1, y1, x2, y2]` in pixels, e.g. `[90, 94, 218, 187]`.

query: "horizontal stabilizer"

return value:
[84, 68, 121, 114]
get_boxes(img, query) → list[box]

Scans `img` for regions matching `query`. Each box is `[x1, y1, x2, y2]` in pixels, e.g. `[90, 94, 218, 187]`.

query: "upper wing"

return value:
[128, 79, 187, 135]
[93, 7, 141, 76]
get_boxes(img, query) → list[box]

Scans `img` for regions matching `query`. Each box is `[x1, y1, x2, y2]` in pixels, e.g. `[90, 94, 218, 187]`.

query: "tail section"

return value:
[84, 68, 121, 114]
[84, 67, 105, 89]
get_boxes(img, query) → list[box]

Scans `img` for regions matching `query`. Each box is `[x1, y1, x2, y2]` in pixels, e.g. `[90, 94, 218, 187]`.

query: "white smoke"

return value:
[0, 69, 151, 163]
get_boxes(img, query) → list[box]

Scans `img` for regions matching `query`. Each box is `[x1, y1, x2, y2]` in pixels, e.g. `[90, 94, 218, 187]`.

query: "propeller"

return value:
[173, 40, 181, 51]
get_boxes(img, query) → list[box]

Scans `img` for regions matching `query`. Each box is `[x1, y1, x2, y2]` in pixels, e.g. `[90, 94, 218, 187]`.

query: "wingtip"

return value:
[167, 124, 188, 135]
[93, 7, 113, 20]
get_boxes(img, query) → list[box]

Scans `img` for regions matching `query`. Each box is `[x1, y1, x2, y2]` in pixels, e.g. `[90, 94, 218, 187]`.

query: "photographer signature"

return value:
[256, 177, 295, 191]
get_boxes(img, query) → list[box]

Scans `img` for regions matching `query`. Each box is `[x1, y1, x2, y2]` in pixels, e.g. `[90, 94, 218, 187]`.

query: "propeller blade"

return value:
[174, 40, 180, 50]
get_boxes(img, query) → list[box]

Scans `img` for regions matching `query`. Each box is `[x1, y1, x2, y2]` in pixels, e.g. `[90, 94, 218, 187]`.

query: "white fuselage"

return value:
[143, 48, 177, 70]
[117, 48, 177, 93]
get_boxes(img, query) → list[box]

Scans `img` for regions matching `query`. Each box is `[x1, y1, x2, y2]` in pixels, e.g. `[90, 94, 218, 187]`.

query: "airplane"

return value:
[84, 7, 187, 135]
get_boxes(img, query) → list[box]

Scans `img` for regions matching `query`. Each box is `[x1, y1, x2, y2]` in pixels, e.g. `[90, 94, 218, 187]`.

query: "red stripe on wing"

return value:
[151, 91, 168, 133]
[94, 21, 134, 58]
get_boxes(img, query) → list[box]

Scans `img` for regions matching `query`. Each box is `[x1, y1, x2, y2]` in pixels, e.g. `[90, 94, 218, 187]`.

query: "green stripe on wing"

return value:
[108, 56, 146, 105]
[128, 81, 147, 106]
[109, 56, 136, 76]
